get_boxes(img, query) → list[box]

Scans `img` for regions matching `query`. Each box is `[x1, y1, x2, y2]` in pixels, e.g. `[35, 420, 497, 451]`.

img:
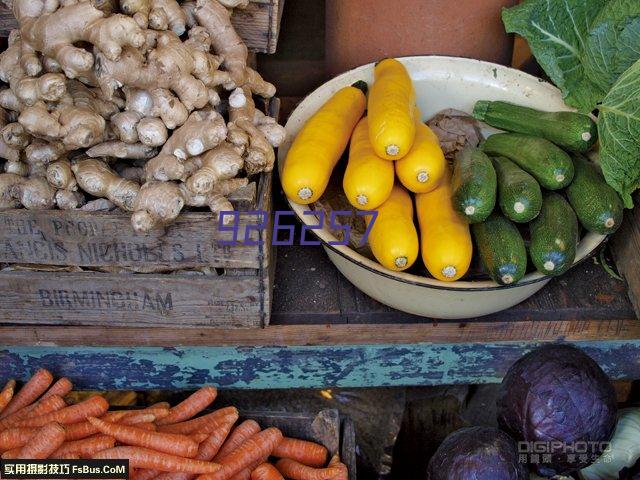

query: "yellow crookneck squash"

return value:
[367, 58, 416, 160]
[395, 108, 446, 193]
[366, 183, 419, 271]
[343, 117, 395, 210]
[415, 170, 473, 281]
[281, 81, 367, 204]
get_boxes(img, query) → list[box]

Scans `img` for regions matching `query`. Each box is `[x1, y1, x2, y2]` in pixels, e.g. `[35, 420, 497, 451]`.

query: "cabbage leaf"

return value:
[599, 59, 640, 208]
[583, 0, 640, 93]
[502, 0, 607, 112]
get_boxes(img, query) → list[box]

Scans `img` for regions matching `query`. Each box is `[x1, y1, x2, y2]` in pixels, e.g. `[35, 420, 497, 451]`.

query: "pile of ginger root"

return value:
[0, 0, 286, 233]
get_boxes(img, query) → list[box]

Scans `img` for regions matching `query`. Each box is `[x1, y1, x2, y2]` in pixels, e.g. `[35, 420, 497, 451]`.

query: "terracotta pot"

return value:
[325, 0, 517, 77]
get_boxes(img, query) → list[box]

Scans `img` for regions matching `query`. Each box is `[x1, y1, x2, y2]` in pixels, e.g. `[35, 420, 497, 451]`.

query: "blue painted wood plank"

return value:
[1, 341, 639, 390]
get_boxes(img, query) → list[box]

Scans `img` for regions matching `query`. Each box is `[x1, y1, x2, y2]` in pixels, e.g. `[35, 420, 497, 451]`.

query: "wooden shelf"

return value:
[2, 240, 638, 389]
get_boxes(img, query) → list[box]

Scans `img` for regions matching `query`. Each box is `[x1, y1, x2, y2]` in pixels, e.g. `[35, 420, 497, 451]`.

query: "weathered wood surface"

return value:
[1, 318, 639, 346]
[612, 204, 640, 318]
[0, 209, 262, 270]
[2, 340, 640, 389]
[0, 0, 283, 53]
[0, 270, 265, 327]
[271, 244, 636, 325]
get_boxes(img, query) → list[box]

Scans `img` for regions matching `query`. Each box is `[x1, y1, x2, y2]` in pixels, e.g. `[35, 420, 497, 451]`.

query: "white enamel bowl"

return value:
[277, 56, 606, 319]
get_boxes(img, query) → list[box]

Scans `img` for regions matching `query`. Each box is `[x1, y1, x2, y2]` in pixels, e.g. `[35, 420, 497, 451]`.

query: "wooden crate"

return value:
[0, 0, 284, 53]
[0, 171, 275, 328]
[243, 409, 356, 480]
[0, 97, 279, 329]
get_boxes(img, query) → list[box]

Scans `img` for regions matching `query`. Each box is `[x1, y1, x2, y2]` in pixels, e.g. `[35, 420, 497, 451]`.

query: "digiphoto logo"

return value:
[517, 441, 613, 466]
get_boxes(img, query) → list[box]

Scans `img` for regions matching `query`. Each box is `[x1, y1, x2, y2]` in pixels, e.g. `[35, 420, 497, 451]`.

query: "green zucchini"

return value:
[492, 156, 542, 223]
[482, 133, 574, 190]
[565, 155, 623, 235]
[451, 147, 497, 223]
[473, 100, 597, 152]
[529, 193, 579, 276]
[472, 212, 527, 285]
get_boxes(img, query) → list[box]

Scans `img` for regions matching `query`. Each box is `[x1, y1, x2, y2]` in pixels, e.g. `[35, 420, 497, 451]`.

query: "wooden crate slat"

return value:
[0, 270, 263, 327]
[0, 209, 263, 269]
[612, 206, 640, 318]
[2, 319, 639, 347]
[0, 0, 281, 53]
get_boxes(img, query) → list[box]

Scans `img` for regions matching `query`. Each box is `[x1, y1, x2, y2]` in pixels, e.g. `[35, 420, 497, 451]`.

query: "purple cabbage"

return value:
[427, 426, 529, 480]
[497, 344, 617, 477]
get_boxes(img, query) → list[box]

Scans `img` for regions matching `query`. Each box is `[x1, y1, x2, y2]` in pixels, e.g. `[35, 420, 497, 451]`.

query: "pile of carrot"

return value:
[0, 370, 348, 480]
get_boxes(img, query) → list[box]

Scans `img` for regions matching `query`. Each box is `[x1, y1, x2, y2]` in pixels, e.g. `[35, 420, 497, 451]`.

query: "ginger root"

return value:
[131, 180, 184, 233]
[46, 158, 76, 190]
[87, 140, 157, 159]
[0, 172, 56, 209]
[185, 142, 243, 195]
[0, 0, 284, 233]
[55, 189, 85, 209]
[72, 158, 140, 211]
[15, 1, 145, 78]
[144, 109, 226, 181]
[229, 86, 275, 175]
[195, 0, 275, 97]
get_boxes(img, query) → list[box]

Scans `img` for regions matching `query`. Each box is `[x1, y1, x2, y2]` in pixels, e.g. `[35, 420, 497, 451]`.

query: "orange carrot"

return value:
[135, 422, 157, 432]
[0, 394, 66, 431]
[1, 447, 21, 459]
[198, 428, 283, 480]
[0, 427, 37, 451]
[228, 457, 266, 480]
[0, 369, 53, 419]
[0, 380, 16, 415]
[17, 422, 66, 459]
[152, 402, 171, 409]
[274, 459, 343, 480]
[58, 452, 80, 460]
[120, 407, 170, 423]
[120, 414, 158, 425]
[132, 469, 162, 480]
[50, 435, 115, 459]
[156, 387, 218, 426]
[153, 416, 239, 480]
[273, 438, 328, 468]
[326, 455, 348, 480]
[31, 395, 67, 417]
[93, 447, 222, 474]
[158, 407, 239, 435]
[251, 463, 284, 480]
[15, 396, 109, 428]
[197, 418, 237, 462]
[214, 420, 261, 462]
[192, 433, 210, 443]
[88, 417, 199, 458]
[42, 378, 73, 399]
[64, 411, 134, 441]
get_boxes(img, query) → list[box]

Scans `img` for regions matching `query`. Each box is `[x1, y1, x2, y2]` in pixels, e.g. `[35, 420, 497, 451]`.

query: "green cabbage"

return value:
[503, 0, 640, 206]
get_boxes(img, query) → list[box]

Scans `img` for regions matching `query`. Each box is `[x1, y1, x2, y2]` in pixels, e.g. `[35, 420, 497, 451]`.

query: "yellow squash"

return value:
[343, 117, 395, 210]
[366, 184, 419, 271]
[395, 109, 446, 193]
[367, 58, 416, 160]
[416, 171, 473, 281]
[282, 81, 367, 204]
